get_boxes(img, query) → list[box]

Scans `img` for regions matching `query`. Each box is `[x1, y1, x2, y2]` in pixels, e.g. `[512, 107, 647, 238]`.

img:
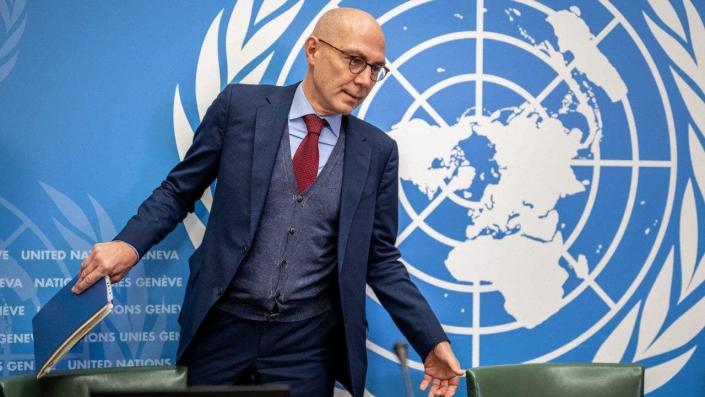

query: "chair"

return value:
[466, 363, 644, 397]
[0, 366, 187, 397]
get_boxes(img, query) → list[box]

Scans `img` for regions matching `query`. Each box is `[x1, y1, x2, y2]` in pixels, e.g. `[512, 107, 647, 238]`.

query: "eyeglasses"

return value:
[318, 38, 390, 82]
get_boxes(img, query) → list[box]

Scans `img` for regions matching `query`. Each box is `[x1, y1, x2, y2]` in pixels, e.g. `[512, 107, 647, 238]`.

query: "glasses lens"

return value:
[349, 57, 366, 73]
[373, 67, 386, 81]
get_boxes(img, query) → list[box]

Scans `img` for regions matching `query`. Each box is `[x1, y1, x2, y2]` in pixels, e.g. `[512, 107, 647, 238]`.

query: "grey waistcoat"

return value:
[217, 125, 345, 322]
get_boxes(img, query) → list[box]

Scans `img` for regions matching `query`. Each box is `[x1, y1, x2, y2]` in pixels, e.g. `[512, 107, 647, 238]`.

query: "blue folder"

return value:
[32, 275, 113, 378]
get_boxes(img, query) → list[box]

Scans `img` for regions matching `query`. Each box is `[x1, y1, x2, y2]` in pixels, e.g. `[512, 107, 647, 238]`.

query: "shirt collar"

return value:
[289, 83, 341, 137]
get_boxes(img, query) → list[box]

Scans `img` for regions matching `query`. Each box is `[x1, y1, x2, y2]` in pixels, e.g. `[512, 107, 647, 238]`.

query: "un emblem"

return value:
[176, 1, 705, 395]
[354, 1, 680, 394]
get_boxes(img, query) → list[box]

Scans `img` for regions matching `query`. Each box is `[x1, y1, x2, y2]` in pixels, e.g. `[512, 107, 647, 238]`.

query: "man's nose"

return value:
[353, 65, 374, 88]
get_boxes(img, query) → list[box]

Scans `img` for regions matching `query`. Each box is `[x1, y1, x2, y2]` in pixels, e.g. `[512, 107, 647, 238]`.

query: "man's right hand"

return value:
[72, 241, 139, 294]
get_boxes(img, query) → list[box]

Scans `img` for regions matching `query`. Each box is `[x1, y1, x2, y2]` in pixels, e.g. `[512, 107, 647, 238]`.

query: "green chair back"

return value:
[0, 366, 187, 397]
[467, 363, 644, 397]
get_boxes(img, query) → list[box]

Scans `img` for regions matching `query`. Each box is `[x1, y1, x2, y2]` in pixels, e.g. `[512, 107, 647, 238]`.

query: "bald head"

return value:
[312, 8, 384, 48]
[302, 7, 386, 115]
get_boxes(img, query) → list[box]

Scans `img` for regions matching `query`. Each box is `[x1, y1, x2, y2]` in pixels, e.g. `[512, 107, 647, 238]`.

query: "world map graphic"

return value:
[388, 7, 625, 329]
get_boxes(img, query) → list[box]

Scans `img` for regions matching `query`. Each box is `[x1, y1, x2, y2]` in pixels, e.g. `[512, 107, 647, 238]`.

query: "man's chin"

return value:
[332, 104, 356, 115]
[338, 100, 362, 115]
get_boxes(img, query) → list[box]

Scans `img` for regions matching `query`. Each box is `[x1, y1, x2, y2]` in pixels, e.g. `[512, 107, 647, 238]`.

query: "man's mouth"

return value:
[343, 91, 362, 101]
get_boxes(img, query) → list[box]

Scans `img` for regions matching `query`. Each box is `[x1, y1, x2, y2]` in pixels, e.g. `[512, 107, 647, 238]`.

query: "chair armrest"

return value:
[0, 366, 187, 397]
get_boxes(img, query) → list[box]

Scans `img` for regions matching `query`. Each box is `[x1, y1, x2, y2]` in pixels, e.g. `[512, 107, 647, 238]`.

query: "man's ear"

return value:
[304, 36, 319, 65]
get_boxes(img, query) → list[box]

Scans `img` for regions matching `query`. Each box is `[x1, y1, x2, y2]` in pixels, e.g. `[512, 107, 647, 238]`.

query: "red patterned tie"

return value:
[293, 114, 327, 193]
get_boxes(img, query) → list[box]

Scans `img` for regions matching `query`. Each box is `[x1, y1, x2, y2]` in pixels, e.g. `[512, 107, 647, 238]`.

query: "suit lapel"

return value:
[337, 117, 371, 272]
[249, 85, 297, 236]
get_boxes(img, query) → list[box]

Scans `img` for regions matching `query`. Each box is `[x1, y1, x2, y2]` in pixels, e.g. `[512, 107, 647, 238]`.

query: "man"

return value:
[73, 7, 463, 397]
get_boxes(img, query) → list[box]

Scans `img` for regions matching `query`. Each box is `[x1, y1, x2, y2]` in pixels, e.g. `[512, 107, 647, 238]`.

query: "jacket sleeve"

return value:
[365, 141, 448, 361]
[114, 85, 232, 257]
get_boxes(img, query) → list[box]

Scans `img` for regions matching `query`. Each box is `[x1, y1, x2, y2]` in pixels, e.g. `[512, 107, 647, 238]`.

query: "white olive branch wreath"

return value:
[171, 0, 304, 247]
[0, 0, 26, 82]
[594, 1, 705, 393]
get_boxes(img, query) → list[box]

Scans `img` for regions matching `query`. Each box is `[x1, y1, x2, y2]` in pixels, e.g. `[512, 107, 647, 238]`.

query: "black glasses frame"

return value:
[317, 38, 390, 82]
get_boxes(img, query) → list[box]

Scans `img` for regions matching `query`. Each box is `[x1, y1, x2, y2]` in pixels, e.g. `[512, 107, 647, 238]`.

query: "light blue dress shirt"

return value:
[288, 84, 342, 175]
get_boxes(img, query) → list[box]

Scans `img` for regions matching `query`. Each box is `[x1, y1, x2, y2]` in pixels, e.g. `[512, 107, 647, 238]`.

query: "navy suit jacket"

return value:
[115, 83, 447, 396]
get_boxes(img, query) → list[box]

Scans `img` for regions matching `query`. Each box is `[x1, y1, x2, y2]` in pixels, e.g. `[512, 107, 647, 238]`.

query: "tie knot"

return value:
[303, 114, 326, 136]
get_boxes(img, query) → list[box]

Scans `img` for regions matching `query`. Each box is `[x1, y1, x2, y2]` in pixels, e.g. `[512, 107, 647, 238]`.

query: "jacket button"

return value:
[240, 246, 248, 255]
[295, 194, 304, 203]
[288, 226, 295, 235]
[216, 287, 224, 297]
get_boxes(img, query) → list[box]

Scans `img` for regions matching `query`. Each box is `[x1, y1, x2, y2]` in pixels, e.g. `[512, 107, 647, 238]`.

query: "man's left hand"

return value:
[419, 341, 464, 397]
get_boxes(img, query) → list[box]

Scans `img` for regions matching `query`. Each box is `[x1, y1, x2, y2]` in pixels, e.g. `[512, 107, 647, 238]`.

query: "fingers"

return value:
[437, 379, 448, 396]
[427, 378, 440, 397]
[421, 372, 462, 396]
[428, 379, 448, 397]
[451, 360, 464, 377]
[79, 249, 98, 278]
[110, 269, 128, 284]
[73, 244, 115, 294]
[420, 374, 432, 391]
[72, 267, 104, 294]
[74, 249, 99, 294]
[425, 379, 457, 397]
[444, 377, 460, 397]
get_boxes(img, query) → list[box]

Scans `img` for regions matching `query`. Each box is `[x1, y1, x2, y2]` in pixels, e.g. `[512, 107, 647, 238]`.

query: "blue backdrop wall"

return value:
[1, 1, 704, 396]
